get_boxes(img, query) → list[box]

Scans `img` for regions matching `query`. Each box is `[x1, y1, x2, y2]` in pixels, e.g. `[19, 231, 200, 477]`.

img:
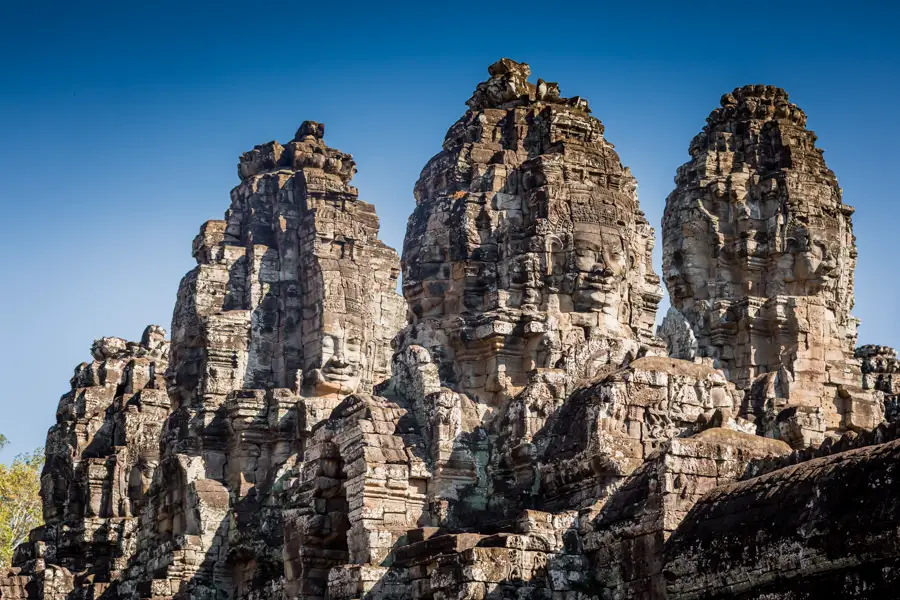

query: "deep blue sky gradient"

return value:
[1, 0, 898, 460]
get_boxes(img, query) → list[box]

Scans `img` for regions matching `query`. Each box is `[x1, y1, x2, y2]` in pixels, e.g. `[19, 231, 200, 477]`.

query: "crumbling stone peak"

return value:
[3, 327, 170, 600]
[660, 84, 879, 448]
[3, 60, 899, 600]
[856, 344, 900, 421]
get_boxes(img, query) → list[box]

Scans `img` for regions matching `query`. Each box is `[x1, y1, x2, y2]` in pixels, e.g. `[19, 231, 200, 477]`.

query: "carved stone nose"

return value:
[591, 264, 612, 277]
[329, 344, 348, 367]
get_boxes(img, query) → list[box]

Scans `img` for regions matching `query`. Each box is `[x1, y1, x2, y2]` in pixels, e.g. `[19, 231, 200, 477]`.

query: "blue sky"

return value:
[1, 0, 897, 460]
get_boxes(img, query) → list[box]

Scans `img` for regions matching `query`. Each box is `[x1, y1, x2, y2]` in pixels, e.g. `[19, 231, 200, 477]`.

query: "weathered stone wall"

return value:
[306, 427, 790, 600]
[585, 429, 790, 599]
[528, 357, 746, 512]
[665, 434, 900, 599]
[280, 393, 429, 599]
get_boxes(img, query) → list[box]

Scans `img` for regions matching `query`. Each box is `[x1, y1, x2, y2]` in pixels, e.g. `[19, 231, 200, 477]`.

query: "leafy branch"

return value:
[0, 434, 43, 568]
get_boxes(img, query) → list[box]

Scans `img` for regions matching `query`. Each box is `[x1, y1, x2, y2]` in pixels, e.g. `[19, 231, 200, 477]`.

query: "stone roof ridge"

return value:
[465, 57, 591, 113]
[742, 420, 900, 481]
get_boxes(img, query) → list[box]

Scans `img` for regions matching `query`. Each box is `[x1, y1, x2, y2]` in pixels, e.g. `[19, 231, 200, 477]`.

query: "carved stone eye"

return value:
[574, 253, 597, 272]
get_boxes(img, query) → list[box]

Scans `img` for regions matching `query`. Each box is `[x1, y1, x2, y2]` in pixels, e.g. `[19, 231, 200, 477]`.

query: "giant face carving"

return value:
[310, 320, 366, 396]
[570, 226, 628, 315]
[663, 250, 691, 304]
[789, 228, 837, 295]
[663, 208, 714, 307]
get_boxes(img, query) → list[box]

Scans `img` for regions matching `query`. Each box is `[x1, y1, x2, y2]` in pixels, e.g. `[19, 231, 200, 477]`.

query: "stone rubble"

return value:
[2, 60, 897, 600]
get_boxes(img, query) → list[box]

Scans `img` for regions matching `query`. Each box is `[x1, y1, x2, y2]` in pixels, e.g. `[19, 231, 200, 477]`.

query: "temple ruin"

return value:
[2, 60, 897, 600]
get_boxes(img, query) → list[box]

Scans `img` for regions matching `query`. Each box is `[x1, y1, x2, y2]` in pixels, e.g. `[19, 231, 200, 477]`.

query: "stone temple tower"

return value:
[150, 122, 406, 597]
[400, 58, 663, 408]
[169, 121, 405, 414]
[660, 85, 879, 447]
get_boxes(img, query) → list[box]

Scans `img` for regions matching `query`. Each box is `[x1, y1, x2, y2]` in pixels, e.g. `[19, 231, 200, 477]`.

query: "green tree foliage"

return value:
[0, 435, 43, 568]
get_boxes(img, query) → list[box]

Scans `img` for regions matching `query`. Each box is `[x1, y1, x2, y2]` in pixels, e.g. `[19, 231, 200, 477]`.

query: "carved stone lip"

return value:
[320, 368, 356, 382]
[579, 280, 615, 292]
[323, 373, 350, 382]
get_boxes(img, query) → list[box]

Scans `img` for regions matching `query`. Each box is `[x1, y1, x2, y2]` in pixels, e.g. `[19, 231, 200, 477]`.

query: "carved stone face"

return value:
[571, 228, 628, 314]
[663, 214, 712, 306]
[663, 252, 691, 304]
[512, 253, 543, 309]
[311, 322, 366, 395]
[790, 229, 837, 294]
